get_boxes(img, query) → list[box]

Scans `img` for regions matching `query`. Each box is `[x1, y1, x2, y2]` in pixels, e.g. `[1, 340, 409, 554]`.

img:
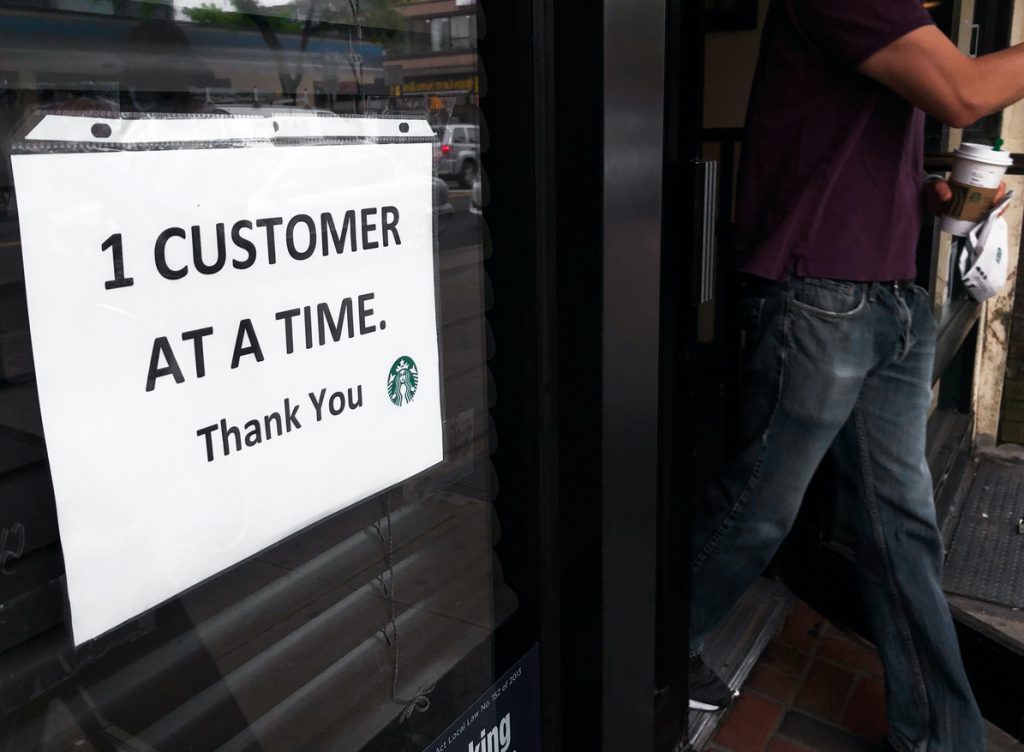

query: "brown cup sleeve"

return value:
[948, 181, 1000, 223]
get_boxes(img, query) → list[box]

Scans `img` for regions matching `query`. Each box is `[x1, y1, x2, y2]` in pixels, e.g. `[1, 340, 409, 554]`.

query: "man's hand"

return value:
[923, 179, 953, 216]
[923, 179, 1006, 216]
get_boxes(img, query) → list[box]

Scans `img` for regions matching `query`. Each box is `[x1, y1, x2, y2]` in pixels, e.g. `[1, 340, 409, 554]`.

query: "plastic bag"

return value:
[959, 192, 1013, 302]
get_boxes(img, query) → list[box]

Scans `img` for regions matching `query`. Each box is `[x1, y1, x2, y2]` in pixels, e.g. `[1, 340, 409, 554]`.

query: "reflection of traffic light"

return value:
[429, 96, 444, 112]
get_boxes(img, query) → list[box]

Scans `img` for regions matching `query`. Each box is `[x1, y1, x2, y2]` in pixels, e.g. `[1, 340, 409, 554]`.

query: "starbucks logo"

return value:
[387, 356, 419, 406]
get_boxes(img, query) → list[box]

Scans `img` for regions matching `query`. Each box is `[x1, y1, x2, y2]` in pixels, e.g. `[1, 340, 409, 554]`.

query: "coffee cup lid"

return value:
[955, 142, 1014, 166]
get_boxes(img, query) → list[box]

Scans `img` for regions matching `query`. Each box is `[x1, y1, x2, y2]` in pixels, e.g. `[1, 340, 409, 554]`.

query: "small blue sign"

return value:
[423, 644, 541, 752]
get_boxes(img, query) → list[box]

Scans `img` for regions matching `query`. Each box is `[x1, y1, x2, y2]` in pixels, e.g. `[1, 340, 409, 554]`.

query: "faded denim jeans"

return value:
[688, 277, 984, 752]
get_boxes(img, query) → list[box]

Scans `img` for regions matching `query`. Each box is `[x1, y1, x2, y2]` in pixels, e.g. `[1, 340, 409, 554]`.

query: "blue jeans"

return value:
[688, 277, 984, 752]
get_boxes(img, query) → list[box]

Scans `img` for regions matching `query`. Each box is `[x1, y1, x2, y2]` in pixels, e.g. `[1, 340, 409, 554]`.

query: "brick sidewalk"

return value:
[705, 601, 1023, 752]
[708, 601, 886, 752]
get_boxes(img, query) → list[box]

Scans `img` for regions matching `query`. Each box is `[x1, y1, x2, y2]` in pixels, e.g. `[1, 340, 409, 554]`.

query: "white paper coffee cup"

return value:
[940, 143, 1013, 236]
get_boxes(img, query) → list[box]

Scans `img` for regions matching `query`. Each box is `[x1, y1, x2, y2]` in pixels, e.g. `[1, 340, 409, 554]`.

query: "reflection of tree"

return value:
[182, 0, 403, 103]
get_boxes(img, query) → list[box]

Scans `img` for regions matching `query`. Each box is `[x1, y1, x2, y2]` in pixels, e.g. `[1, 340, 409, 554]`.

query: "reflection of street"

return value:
[439, 188, 485, 252]
[0, 220, 24, 286]
[447, 187, 471, 206]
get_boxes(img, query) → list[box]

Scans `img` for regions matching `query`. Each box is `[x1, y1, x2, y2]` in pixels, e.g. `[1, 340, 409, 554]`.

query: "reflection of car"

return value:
[211, 104, 337, 117]
[469, 175, 482, 216]
[435, 177, 453, 234]
[434, 123, 480, 188]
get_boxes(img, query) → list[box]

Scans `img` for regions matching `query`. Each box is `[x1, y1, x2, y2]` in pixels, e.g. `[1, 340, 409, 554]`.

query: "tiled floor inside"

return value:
[705, 601, 1024, 752]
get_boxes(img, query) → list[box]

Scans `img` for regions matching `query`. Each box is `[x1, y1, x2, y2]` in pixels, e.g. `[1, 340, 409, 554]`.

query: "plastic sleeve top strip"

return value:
[25, 114, 435, 146]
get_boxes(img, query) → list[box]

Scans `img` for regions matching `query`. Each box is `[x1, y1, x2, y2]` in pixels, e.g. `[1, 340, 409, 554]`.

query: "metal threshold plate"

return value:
[943, 458, 1024, 609]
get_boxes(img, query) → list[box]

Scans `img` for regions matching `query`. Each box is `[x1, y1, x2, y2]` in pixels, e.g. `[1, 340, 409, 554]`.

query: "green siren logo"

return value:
[387, 356, 419, 406]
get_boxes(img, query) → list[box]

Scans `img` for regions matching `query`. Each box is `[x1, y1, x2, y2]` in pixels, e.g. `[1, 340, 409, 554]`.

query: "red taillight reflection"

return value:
[440, 144, 451, 154]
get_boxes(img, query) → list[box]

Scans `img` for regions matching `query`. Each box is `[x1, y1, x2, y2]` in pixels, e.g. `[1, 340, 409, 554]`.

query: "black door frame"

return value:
[478, 0, 562, 746]
[601, 0, 669, 745]
[484, 0, 709, 748]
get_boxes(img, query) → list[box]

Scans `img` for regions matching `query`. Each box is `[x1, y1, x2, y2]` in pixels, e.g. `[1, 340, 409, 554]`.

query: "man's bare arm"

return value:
[859, 25, 1024, 128]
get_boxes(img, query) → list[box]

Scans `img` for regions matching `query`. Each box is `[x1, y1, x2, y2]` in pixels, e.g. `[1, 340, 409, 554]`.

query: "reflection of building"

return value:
[0, 6, 385, 112]
[384, 0, 479, 124]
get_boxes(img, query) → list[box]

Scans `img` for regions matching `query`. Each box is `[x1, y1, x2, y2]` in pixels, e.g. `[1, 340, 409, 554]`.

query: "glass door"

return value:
[0, 1, 564, 750]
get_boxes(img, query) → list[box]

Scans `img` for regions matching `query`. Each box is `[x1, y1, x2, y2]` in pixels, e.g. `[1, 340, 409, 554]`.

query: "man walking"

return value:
[687, 1, 1024, 749]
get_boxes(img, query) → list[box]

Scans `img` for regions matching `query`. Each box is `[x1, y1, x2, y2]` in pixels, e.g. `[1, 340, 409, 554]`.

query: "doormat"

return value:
[943, 458, 1024, 609]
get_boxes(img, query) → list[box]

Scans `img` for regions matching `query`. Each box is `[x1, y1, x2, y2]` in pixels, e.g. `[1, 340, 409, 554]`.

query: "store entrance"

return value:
[690, 0, 1024, 743]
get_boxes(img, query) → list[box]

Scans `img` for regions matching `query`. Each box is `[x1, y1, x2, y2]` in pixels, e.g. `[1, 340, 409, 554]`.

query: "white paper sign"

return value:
[12, 128, 443, 645]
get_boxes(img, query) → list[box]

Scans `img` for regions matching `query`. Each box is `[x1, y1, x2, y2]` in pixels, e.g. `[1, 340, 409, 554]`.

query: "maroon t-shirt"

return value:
[735, 0, 935, 281]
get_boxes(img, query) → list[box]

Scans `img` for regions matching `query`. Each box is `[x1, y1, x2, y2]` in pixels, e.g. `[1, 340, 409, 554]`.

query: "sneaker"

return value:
[688, 655, 737, 711]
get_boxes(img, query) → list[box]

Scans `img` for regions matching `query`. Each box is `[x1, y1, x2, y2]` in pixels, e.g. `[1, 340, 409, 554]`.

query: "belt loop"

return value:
[868, 282, 879, 302]
[783, 274, 799, 299]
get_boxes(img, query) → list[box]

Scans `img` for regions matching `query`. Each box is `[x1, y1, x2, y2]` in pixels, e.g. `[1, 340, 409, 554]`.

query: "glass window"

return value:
[430, 16, 450, 52]
[0, 1, 497, 750]
[404, 14, 476, 55]
[406, 18, 432, 55]
[451, 16, 474, 50]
